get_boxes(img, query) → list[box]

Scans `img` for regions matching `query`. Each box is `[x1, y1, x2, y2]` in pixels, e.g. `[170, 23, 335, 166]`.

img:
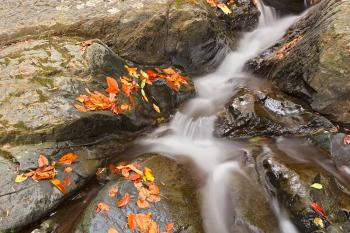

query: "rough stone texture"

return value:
[214, 87, 337, 139]
[0, 37, 193, 232]
[0, 0, 260, 75]
[331, 133, 350, 169]
[74, 154, 203, 233]
[247, 0, 350, 126]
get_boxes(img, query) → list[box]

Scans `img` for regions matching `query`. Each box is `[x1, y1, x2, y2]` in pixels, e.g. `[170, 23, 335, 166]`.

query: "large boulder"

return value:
[214, 87, 336, 139]
[247, 0, 350, 126]
[0, 0, 260, 75]
[0, 37, 193, 232]
[73, 154, 203, 233]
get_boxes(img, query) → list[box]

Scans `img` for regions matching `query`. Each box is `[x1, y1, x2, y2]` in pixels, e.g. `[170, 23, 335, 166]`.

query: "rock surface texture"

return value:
[248, 0, 350, 126]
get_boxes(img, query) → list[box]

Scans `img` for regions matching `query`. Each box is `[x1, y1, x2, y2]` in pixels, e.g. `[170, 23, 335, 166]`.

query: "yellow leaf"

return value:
[152, 103, 161, 113]
[217, 3, 232, 14]
[144, 167, 155, 182]
[15, 174, 28, 183]
[141, 79, 146, 89]
[313, 217, 324, 228]
[141, 89, 149, 102]
[310, 183, 323, 190]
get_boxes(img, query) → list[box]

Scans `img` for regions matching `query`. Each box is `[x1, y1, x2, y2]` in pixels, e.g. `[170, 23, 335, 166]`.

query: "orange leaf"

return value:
[125, 66, 139, 78]
[74, 104, 88, 112]
[148, 183, 160, 195]
[38, 154, 49, 168]
[117, 192, 130, 207]
[109, 187, 119, 197]
[163, 68, 177, 75]
[63, 176, 73, 186]
[108, 227, 119, 233]
[153, 104, 161, 113]
[166, 223, 174, 231]
[137, 198, 150, 209]
[128, 213, 136, 230]
[58, 152, 78, 165]
[32, 167, 56, 181]
[64, 167, 73, 173]
[50, 179, 67, 193]
[96, 202, 110, 212]
[147, 194, 161, 203]
[106, 77, 119, 95]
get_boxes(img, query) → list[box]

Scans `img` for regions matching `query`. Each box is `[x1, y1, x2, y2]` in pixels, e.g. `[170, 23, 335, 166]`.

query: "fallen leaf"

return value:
[58, 152, 78, 165]
[64, 167, 73, 173]
[141, 89, 149, 102]
[97, 202, 110, 212]
[117, 192, 130, 207]
[15, 174, 28, 183]
[217, 3, 232, 14]
[275, 36, 303, 60]
[344, 135, 350, 145]
[109, 187, 119, 197]
[128, 213, 136, 230]
[125, 65, 139, 78]
[74, 104, 88, 112]
[32, 166, 56, 181]
[166, 223, 174, 231]
[38, 154, 49, 168]
[147, 194, 161, 203]
[137, 198, 150, 209]
[108, 227, 119, 233]
[310, 202, 329, 221]
[148, 183, 160, 195]
[314, 217, 324, 228]
[144, 167, 155, 182]
[125, 172, 142, 181]
[153, 104, 161, 113]
[106, 77, 119, 95]
[50, 179, 67, 193]
[134, 213, 158, 233]
[310, 183, 323, 190]
[63, 176, 73, 186]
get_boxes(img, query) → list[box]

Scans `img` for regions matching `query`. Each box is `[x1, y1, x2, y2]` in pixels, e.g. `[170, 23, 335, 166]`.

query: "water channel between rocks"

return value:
[25, 1, 350, 233]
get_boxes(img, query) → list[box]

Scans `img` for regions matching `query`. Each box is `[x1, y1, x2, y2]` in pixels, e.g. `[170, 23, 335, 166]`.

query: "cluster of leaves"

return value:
[309, 182, 331, 229]
[74, 66, 189, 114]
[206, 0, 234, 15]
[96, 163, 173, 233]
[275, 35, 303, 60]
[15, 153, 78, 193]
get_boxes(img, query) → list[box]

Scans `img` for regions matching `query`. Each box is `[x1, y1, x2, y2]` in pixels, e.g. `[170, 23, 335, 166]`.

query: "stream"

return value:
[26, 1, 350, 232]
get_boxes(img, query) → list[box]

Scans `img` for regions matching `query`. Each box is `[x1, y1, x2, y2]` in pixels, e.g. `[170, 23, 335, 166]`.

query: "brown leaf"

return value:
[108, 227, 119, 233]
[32, 167, 56, 181]
[58, 152, 78, 165]
[38, 154, 49, 168]
[117, 192, 130, 208]
[50, 179, 67, 193]
[109, 187, 119, 198]
[148, 183, 160, 195]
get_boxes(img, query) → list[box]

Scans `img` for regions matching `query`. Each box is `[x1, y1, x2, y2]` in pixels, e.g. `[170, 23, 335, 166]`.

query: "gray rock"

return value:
[247, 0, 350, 126]
[73, 154, 203, 233]
[214, 87, 337, 139]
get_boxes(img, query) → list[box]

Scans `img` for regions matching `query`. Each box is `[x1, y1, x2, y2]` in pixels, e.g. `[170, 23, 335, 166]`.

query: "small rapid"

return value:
[135, 1, 302, 232]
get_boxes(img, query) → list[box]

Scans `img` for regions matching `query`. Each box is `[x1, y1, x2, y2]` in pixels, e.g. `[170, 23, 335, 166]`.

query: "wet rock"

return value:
[331, 133, 350, 170]
[257, 142, 350, 233]
[1, 0, 260, 75]
[247, 0, 350, 126]
[262, 0, 320, 15]
[0, 37, 193, 232]
[73, 154, 203, 233]
[214, 87, 336, 139]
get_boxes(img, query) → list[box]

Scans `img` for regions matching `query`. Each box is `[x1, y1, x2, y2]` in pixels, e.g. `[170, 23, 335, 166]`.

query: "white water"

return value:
[136, 2, 301, 232]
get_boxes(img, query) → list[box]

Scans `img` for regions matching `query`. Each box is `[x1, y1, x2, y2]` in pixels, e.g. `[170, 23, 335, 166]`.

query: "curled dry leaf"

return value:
[137, 198, 150, 209]
[153, 104, 161, 113]
[134, 213, 159, 233]
[38, 154, 49, 168]
[58, 152, 78, 165]
[74, 104, 88, 112]
[50, 179, 67, 193]
[106, 77, 119, 95]
[148, 183, 160, 195]
[96, 202, 110, 212]
[310, 202, 329, 221]
[117, 192, 131, 208]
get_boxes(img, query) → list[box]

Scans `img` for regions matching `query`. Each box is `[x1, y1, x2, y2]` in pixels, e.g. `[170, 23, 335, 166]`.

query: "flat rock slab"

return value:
[74, 154, 203, 233]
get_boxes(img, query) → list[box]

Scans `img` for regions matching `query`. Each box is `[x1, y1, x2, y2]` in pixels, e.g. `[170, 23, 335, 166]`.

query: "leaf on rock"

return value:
[106, 77, 119, 95]
[310, 202, 329, 220]
[153, 104, 161, 113]
[217, 3, 232, 14]
[15, 174, 28, 183]
[38, 154, 49, 168]
[108, 227, 119, 233]
[128, 213, 136, 230]
[97, 202, 110, 212]
[166, 223, 174, 231]
[310, 183, 323, 190]
[117, 192, 131, 207]
[64, 167, 73, 173]
[314, 217, 324, 228]
[137, 198, 150, 209]
[109, 187, 119, 198]
[125, 65, 139, 78]
[58, 152, 78, 165]
[144, 167, 154, 182]
[344, 135, 350, 145]
[74, 104, 88, 112]
[148, 183, 160, 195]
[63, 176, 73, 186]
[50, 179, 67, 193]
[141, 89, 149, 102]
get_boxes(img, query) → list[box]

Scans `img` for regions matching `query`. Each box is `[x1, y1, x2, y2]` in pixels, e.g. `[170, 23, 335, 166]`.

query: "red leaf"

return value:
[117, 192, 130, 207]
[310, 202, 328, 220]
[38, 154, 49, 168]
[106, 77, 119, 94]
